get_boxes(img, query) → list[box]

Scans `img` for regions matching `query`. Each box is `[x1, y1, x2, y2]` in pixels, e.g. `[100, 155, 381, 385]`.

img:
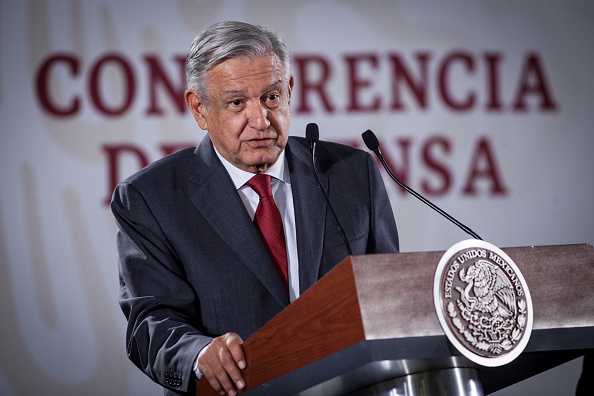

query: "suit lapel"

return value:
[285, 138, 327, 294]
[188, 136, 289, 308]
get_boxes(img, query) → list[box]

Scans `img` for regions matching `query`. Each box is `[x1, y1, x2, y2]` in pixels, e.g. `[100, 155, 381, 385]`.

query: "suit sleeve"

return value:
[112, 181, 210, 394]
[365, 152, 400, 254]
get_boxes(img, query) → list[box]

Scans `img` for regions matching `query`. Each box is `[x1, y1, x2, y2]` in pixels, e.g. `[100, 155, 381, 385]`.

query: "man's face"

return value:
[185, 54, 293, 174]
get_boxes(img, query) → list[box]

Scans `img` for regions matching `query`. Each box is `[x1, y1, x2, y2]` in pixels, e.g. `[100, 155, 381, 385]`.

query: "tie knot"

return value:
[247, 173, 273, 198]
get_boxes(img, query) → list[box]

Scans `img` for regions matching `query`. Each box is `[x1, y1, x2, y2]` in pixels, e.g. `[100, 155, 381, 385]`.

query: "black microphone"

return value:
[362, 129, 482, 240]
[306, 123, 353, 256]
[306, 122, 319, 155]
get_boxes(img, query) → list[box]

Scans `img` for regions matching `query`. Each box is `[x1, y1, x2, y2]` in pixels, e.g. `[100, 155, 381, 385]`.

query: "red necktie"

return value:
[247, 174, 289, 296]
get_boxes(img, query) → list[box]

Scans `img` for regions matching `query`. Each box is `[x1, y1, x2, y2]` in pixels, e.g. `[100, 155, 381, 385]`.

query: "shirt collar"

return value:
[213, 145, 289, 190]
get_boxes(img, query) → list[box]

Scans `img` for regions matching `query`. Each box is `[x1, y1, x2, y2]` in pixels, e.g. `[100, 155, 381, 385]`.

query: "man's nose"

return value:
[247, 102, 270, 131]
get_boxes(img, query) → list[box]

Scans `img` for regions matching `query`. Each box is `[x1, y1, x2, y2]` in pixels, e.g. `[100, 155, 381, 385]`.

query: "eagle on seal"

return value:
[456, 259, 516, 318]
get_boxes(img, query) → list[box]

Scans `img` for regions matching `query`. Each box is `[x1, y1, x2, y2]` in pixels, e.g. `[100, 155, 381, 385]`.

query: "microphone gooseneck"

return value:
[306, 123, 353, 256]
[362, 129, 483, 241]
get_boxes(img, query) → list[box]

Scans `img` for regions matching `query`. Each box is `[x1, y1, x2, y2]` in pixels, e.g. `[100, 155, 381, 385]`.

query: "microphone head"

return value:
[362, 130, 380, 151]
[306, 123, 319, 143]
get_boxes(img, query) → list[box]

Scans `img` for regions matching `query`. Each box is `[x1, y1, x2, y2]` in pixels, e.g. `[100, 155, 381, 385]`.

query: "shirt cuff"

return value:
[193, 343, 210, 379]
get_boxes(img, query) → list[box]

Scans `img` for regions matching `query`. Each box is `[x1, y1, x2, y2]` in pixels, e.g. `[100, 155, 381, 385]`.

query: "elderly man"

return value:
[112, 21, 399, 396]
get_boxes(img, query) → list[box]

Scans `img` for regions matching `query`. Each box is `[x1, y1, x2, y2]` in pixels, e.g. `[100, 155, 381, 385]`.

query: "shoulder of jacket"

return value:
[121, 146, 196, 185]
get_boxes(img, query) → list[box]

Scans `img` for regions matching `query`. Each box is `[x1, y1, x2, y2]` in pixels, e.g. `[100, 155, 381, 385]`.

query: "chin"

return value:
[243, 153, 279, 170]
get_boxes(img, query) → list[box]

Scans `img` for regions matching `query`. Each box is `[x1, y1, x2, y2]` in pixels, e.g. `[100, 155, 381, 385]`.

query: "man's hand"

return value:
[198, 332, 246, 396]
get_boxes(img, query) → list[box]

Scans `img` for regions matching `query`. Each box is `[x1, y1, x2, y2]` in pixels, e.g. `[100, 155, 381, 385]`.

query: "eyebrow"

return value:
[221, 80, 284, 98]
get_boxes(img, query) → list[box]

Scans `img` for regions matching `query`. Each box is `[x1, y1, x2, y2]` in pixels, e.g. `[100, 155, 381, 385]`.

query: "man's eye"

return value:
[265, 94, 280, 106]
[229, 99, 243, 106]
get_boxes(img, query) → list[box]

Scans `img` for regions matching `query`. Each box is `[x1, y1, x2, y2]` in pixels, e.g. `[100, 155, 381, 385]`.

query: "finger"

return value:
[199, 355, 226, 395]
[203, 358, 238, 396]
[203, 372, 225, 396]
[218, 343, 245, 391]
[212, 361, 237, 396]
[226, 334, 246, 370]
[199, 362, 225, 395]
[199, 342, 233, 395]
[199, 333, 246, 394]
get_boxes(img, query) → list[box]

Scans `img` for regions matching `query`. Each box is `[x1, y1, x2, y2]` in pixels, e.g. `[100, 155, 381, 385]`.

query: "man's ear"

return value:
[287, 76, 294, 104]
[184, 89, 208, 130]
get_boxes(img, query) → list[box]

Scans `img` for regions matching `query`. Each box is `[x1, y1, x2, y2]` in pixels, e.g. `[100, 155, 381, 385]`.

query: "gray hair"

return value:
[186, 21, 292, 105]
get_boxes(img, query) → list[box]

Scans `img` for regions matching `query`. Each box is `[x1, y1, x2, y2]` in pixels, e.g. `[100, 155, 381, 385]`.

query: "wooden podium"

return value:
[196, 244, 594, 395]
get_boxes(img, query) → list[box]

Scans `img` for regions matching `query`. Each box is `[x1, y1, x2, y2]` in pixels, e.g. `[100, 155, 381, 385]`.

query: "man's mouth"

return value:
[247, 137, 274, 147]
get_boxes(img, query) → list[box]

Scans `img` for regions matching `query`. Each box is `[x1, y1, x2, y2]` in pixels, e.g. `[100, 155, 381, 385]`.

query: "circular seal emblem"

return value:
[433, 240, 533, 367]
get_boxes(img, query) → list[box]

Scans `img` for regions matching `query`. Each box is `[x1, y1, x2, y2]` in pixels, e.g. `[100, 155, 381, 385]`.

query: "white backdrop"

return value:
[1, 1, 592, 395]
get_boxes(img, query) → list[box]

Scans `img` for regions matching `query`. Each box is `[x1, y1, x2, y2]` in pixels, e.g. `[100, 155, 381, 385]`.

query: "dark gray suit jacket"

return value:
[112, 135, 399, 395]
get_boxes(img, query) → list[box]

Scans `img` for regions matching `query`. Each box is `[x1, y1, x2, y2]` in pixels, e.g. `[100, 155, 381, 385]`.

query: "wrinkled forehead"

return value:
[206, 54, 290, 94]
